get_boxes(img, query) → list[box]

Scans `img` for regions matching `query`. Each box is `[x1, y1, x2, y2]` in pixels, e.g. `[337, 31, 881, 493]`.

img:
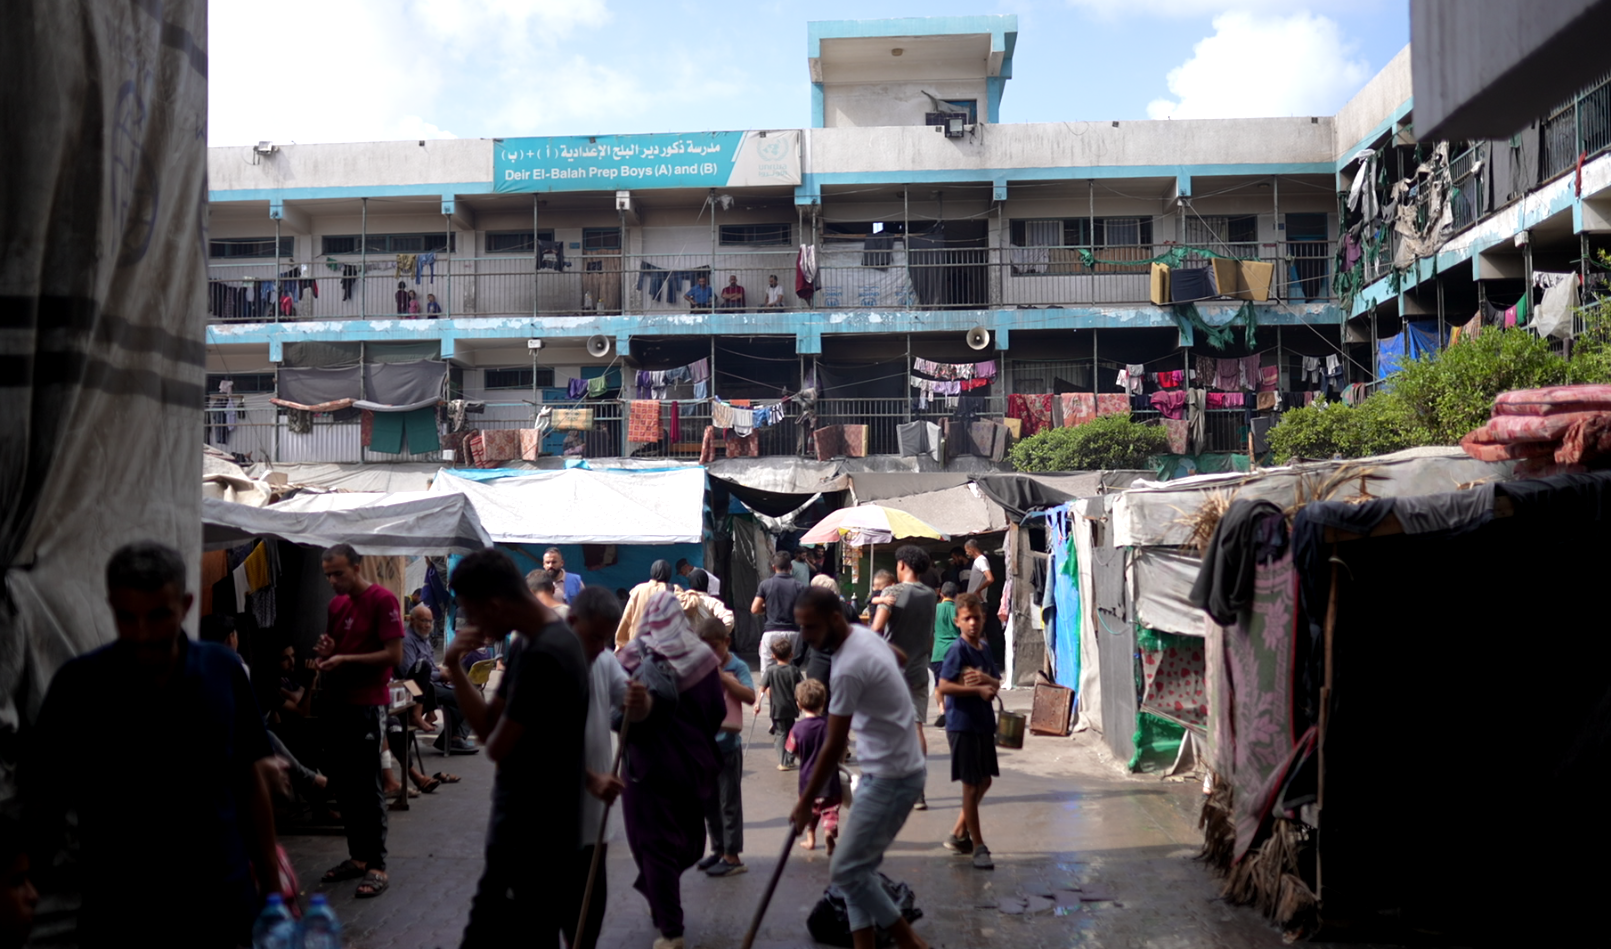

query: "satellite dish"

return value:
[586, 335, 612, 358]
[965, 326, 991, 351]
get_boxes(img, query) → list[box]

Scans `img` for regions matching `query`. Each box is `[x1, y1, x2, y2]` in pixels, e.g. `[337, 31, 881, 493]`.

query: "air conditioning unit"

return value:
[925, 112, 970, 139]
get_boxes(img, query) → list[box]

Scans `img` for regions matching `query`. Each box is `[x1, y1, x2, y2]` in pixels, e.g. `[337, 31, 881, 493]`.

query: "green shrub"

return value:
[1008, 414, 1169, 471]
[1267, 397, 1413, 463]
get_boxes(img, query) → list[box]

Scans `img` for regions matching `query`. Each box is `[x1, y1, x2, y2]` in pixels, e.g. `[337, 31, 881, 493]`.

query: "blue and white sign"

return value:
[494, 130, 801, 193]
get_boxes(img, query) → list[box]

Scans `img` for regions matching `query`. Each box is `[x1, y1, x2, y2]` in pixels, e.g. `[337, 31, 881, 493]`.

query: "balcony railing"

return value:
[206, 242, 1337, 323]
[204, 394, 1260, 464]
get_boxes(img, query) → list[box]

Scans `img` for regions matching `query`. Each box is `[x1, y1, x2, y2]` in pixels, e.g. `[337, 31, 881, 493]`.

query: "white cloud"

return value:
[1145, 11, 1370, 120]
[206, 0, 734, 145]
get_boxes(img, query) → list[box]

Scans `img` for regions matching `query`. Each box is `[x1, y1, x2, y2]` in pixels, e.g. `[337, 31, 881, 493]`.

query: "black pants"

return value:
[561, 844, 608, 949]
[462, 822, 562, 948]
[773, 716, 797, 766]
[703, 746, 744, 857]
[433, 682, 471, 739]
[323, 703, 388, 869]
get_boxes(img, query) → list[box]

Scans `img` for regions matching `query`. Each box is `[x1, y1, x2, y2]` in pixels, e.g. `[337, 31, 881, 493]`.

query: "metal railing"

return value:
[206, 242, 1338, 323]
[1540, 72, 1611, 183]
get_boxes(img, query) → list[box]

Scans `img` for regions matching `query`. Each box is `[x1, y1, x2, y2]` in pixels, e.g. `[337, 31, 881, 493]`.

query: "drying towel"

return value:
[1239, 356, 1262, 391]
[1060, 392, 1096, 428]
[1258, 365, 1280, 392]
[586, 376, 609, 398]
[711, 401, 734, 430]
[243, 543, 271, 594]
[1256, 391, 1277, 411]
[628, 400, 661, 444]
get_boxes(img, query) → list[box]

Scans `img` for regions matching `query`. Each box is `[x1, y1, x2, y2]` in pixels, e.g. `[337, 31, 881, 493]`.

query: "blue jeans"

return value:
[830, 768, 926, 932]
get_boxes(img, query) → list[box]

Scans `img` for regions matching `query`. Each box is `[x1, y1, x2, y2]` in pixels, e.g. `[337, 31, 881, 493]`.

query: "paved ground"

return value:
[280, 683, 1337, 949]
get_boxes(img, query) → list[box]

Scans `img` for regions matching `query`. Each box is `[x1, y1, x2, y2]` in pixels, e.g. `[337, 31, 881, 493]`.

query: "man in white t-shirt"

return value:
[763, 274, 785, 309]
[675, 559, 721, 597]
[964, 539, 994, 603]
[563, 586, 647, 949]
[791, 588, 930, 949]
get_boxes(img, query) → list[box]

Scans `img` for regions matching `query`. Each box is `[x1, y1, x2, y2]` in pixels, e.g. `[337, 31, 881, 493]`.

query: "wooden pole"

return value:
[739, 821, 801, 949]
[572, 707, 633, 948]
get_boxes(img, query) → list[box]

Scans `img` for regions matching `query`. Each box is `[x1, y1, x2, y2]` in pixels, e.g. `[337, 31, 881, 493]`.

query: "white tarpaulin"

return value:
[879, 485, 1009, 537]
[1130, 548, 1208, 637]
[1109, 448, 1513, 548]
[202, 494, 491, 555]
[2, 1, 209, 788]
[429, 468, 706, 544]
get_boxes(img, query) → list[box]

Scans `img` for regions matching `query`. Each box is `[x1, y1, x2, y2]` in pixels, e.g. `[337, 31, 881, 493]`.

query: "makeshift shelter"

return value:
[1068, 448, 1513, 771]
[202, 494, 492, 555]
[1193, 471, 1611, 943]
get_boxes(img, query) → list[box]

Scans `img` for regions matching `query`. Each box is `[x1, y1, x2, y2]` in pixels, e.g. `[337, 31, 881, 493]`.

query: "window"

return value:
[943, 99, 978, 123]
[320, 233, 456, 255]
[1183, 215, 1258, 252]
[205, 373, 275, 394]
[582, 228, 622, 252]
[824, 222, 911, 242]
[209, 237, 293, 259]
[483, 367, 555, 389]
[719, 223, 792, 246]
[1009, 218, 1153, 247]
[485, 230, 555, 254]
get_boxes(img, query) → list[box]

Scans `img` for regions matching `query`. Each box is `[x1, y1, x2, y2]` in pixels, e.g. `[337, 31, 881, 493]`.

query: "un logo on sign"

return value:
[757, 139, 788, 161]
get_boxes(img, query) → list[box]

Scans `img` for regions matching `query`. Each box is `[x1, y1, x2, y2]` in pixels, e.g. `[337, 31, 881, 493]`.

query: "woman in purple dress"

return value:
[615, 592, 727, 949]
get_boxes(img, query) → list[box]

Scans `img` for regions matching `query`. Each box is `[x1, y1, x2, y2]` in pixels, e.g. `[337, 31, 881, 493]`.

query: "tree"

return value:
[1008, 415, 1169, 472]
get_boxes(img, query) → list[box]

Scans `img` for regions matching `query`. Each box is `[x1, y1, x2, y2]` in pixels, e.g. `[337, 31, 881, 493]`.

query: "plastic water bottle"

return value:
[252, 893, 297, 949]
[299, 893, 343, 949]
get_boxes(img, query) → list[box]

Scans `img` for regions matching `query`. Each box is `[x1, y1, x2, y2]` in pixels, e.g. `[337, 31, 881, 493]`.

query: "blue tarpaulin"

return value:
[1378, 332, 1408, 379]
[1406, 320, 1448, 358]
[1044, 506, 1081, 693]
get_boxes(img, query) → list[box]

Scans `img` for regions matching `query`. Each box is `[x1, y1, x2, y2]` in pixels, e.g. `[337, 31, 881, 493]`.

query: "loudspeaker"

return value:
[586, 335, 612, 358]
[965, 326, 991, 351]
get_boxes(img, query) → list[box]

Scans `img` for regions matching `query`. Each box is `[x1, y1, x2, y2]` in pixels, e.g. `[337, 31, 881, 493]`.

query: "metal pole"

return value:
[1277, 326, 1284, 397]
[360, 198, 368, 317]
[905, 334, 913, 424]
[619, 207, 628, 317]
[273, 216, 282, 323]
[533, 195, 540, 318]
[1272, 175, 1281, 299]
[444, 207, 452, 320]
[1091, 328, 1098, 396]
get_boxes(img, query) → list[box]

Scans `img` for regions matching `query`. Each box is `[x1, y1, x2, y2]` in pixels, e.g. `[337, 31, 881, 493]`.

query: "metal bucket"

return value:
[995, 696, 1025, 749]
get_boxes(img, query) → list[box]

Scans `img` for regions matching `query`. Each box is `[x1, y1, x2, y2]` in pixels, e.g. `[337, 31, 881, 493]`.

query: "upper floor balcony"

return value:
[206, 240, 1338, 324]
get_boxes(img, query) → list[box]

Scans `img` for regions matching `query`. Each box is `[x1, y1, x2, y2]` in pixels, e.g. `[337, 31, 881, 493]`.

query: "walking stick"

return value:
[744, 702, 763, 770]
[572, 707, 632, 949]
[739, 821, 799, 949]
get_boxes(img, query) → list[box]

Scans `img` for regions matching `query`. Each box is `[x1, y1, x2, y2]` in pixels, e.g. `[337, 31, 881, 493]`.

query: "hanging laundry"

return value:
[974, 360, 997, 379]
[567, 377, 588, 399]
[1006, 394, 1053, 437]
[1301, 356, 1322, 386]
[842, 425, 869, 458]
[1258, 365, 1280, 392]
[586, 376, 609, 398]
[1239, 356, 1261, 391]
[711, 401, 734, 430]
[1159, 418, 1187, 454]
[700, 425, 717, 465]
[1256, 391, 1277, 411]
[689, 358, 710, 382]
[1095, 394, 1131, 418]
[1156, 369, 1184, 389]
[1059, 392, 1096, 428]
[731, 407, 756, 437]
[552, 408, 594, 431]
[1149, 390, 1187, 420]
[813, 425, 845, 461]
[628, 400, 661, 444]
[1213, 359, 1242, 392]
[519, 429, 544, 461]
[1116, 364, 1145, 395]
[726, 431, 759, 458]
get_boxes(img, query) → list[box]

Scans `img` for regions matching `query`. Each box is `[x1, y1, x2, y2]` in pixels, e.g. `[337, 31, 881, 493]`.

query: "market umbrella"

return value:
[799, 504, 948, 546]
[799, 505, 948, 600]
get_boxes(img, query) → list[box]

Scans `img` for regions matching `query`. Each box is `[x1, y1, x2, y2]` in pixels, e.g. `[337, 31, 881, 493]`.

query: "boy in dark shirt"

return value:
[785, 678, 842, 853]
[446, 550, 590, 948]
[936, 592, 1002, 870]
[757, 638, 803, 770]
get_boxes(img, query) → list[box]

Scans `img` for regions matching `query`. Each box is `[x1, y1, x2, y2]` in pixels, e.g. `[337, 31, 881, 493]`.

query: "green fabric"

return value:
[586, 376, 608, 398]
[1517, 289, 1531, 326]
[368, 407, 439, 455]
[1128, 711, 1186, 773]
[931, 600, 958, 661]
[1171, 301, 1257, 351]
[1150, 452, 1252, 481]
[1074, 243, 1254, 271]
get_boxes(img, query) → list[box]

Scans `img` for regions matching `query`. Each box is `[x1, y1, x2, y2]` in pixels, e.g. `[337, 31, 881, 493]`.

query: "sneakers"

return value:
[706, 860, 748, 877]
[971, 845, 995, 870]
[696, 854, 722, 872]
[776, 763, 796, 771]
[943, 832, 974, 854]
[913, 792, 928, 811]
[652, 938, 685, 949]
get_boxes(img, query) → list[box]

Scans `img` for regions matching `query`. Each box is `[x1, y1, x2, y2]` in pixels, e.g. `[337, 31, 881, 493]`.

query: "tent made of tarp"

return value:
[202, 493, 492, 555]
[877, 485, 1009, 538]
[430, 467, 705, 544]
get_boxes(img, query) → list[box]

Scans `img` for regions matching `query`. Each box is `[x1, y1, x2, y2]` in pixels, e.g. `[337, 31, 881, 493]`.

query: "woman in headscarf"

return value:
[615, 592, 727, 949]
[615, 559, 677, 648]
[676, 568, 733, 634]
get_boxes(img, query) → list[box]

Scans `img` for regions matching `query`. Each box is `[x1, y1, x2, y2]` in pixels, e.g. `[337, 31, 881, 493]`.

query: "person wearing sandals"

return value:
[936, 593, 1001, 870]
[312, 543, 405, 900]
[445, 550, 590, 948]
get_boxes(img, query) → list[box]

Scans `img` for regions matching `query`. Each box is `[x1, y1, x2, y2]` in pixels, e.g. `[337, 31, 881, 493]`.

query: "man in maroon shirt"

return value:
[314, 543, 405, 899]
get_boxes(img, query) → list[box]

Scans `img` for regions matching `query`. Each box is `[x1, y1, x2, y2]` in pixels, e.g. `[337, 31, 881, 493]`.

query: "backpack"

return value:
[805, 873, 921, 947]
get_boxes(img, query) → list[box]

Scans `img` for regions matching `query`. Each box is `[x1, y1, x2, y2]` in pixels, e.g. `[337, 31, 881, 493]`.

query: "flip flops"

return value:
[432, 771, 461, 784]
[355, 869, 389, 898]
[321, 859, 365, 883]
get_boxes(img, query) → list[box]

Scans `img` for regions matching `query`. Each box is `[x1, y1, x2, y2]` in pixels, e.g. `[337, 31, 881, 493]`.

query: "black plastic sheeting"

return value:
[972, 475, 1079, 522]
[711, 477, 821, 518]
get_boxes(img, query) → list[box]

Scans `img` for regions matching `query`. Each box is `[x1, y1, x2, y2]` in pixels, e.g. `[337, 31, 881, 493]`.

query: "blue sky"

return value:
[209, 0, 1409, 146]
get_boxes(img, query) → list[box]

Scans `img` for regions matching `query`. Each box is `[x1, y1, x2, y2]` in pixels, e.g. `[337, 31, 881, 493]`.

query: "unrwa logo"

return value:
[756, 138, 789, 162]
